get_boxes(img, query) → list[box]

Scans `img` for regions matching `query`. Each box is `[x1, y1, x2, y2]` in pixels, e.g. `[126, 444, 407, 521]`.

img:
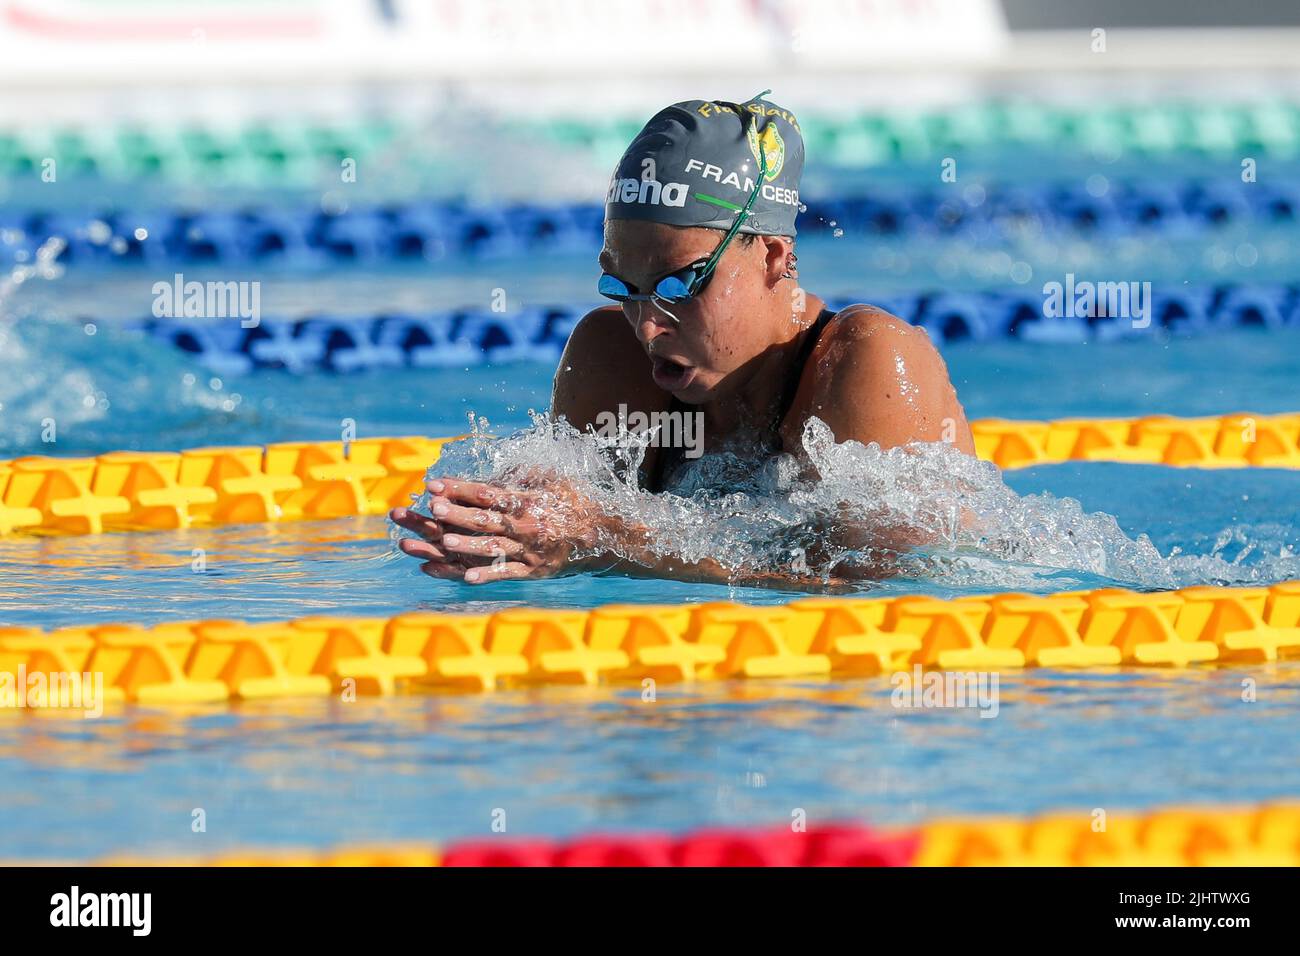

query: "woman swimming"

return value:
[391, 93, 975, 586]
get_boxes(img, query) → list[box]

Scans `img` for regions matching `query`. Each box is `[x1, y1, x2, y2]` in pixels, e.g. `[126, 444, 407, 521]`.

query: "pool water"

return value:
[1, 460, 1298, 628]
[6, 666, 1300, 861]
[1, 306, 1298, 621]
[3, 160, 1300, 859]
[3, 237, 1300, 457]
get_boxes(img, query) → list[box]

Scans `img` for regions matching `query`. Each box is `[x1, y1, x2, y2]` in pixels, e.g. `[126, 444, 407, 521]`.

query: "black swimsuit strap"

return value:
[777, 305, 836, 422]
[647, 306, 837, 492]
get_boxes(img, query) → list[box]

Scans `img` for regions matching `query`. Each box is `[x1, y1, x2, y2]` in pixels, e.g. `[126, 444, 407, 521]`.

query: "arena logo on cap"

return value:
[607, 175, 689, 208]
[747, 124, 784, 181]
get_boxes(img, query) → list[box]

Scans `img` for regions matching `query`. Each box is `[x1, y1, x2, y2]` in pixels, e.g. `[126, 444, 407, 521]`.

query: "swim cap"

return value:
[604, 95, 804, 237]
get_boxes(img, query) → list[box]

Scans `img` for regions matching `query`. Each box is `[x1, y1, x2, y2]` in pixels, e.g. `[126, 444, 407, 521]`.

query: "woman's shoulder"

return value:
[818, 302, 917, 341]
[552, 305, 669, 428]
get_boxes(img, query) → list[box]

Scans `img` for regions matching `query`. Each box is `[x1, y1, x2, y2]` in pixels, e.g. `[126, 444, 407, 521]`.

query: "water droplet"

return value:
[86, 220, 112, 244]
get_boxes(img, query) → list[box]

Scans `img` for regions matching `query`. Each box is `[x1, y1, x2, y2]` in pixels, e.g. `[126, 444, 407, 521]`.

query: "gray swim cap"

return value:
[604, 95, 804, 237]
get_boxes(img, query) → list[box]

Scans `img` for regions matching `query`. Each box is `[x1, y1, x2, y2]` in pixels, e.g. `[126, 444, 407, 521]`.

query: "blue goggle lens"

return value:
[653, 273, 694, 302]
[598, 273, 631, 300]
[598, 265, 707, 304]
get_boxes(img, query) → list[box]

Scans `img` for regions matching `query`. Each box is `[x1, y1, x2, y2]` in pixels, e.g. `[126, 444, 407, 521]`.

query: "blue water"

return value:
[4, 664, 1299, 862]
[1, 461, 1298, 626]
[3, 269, 1299, 456]
[1, 319, 1299, 624]
[2, 298, 1299, 859]
[4, 161, 1300, 859]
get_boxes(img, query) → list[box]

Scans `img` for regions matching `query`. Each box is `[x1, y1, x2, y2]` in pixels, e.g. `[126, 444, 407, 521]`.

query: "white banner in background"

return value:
[0, 0, 1008, 85]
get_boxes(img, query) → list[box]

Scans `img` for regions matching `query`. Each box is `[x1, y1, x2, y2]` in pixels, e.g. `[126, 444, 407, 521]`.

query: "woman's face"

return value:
[599, 219, 784, 403]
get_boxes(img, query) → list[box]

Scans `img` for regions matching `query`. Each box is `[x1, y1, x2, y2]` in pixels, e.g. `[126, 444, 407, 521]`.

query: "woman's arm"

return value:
[550, 305, 674, 486]
[392, 476, 864, 590]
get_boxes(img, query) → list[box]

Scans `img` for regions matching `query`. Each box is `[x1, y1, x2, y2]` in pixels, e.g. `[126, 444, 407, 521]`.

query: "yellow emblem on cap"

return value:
[747, 123, 784, 181]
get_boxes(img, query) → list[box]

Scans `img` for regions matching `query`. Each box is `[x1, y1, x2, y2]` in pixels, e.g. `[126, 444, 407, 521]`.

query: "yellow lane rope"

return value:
[2, 582, 1298, 709]
[1, 412, 1297, 539]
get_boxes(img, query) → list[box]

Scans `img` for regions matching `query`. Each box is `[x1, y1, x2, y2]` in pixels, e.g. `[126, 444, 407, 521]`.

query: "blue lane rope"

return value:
[1, 177, 1296, 267]
[113, 283, 1300, 375]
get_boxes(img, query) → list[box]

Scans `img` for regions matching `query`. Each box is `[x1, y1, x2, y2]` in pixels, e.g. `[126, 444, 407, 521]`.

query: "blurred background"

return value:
[2, 1, 1300, 862]
[2, 2, 1299, 437]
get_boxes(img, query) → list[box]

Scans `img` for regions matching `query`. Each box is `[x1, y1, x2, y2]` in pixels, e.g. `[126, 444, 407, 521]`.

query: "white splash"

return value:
[391, 411, 1300, 592]
[0, 236, 66, 309]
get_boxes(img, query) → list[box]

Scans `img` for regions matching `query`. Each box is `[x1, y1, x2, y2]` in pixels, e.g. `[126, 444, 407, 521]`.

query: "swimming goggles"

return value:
[598, 115, 770, 305]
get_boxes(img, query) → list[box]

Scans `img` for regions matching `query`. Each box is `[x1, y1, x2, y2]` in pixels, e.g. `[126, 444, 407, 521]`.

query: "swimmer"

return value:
[391, 92, 975, 586]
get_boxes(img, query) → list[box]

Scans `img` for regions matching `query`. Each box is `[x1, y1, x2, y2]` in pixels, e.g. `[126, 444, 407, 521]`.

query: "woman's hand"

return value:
[389, 476, 606, 583]
[389, 475, 886, 591]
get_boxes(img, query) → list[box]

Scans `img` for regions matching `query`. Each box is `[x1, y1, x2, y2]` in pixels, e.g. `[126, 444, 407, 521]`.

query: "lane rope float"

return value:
[10, 802, 1297, 866]
[5, 99, 1300, 188]
[123, 281, 1300, 377]
[2, 411, 1298, 538]
[4, 175, 1299, 270]
[2, 581, 1299, 709]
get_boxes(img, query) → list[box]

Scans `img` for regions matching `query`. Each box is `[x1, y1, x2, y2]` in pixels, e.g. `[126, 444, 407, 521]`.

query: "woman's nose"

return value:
[628, 300, 678, 343]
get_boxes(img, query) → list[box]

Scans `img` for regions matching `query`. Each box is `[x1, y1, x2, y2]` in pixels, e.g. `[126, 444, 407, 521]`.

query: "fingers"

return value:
[390, 506, 444, 542]
[419, 560, 470, 580]
[419, 555, 537, 583]
[420, 558, 535, 583]
[428, 478, 512, 509]
[440, 533, 526, 560]
[428, 478, 543, 517]
[395, 478, 556, 586]
[424, 480, 542, 541]
[397, 536, 451, 562]
[429, 496, 516, 535]
[464, 561, 534, 584]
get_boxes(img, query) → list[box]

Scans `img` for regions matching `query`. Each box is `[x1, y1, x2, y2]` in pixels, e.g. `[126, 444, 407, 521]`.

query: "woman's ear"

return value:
[760, 234, 795, 288]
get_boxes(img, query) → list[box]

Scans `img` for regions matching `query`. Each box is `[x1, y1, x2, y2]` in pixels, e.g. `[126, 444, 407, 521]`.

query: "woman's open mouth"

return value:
[651, 356, 696, 391]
